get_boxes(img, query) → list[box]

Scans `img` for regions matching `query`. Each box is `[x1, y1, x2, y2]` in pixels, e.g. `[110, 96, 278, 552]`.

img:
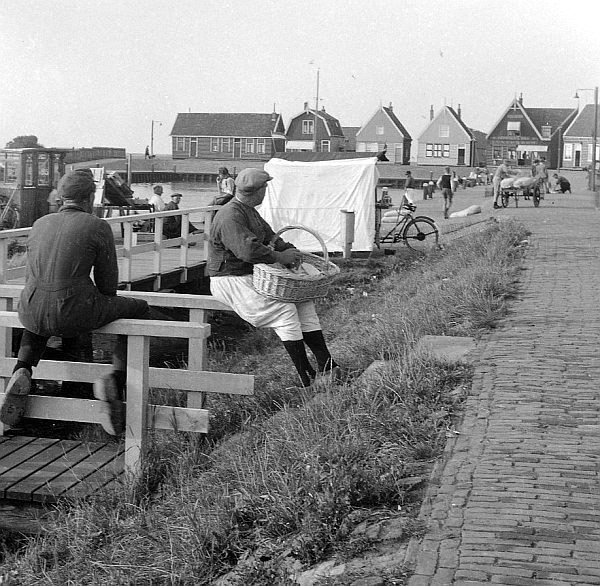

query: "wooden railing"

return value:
[0, 285, 251, 475]
[0, 205, 220, 288]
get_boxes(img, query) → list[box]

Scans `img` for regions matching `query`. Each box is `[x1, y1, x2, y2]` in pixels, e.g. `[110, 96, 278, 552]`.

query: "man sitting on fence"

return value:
[0, 168, 152, 435]
[207, 168, 341, 389]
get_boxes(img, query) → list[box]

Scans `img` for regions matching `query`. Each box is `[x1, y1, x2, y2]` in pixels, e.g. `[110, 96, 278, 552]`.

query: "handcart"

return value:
[500, 175, 542, 208]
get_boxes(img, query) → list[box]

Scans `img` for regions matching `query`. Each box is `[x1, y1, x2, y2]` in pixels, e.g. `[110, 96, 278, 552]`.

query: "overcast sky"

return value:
[2, 0, 598, 155]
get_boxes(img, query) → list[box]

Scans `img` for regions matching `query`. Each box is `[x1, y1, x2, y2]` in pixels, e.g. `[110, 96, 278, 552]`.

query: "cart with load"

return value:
[500, 175, 542, 208]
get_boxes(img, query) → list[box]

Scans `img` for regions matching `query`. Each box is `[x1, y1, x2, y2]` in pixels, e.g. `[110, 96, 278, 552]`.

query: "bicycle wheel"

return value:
[532, 186, 541, 207]
[402, 216, 439, 252]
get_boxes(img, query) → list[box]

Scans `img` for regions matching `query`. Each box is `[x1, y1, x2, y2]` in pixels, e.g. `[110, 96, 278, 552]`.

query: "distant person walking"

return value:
[536, 157, 549, 195]
[144, 146, 150, 159]
[404, 170, 416, 202]
[437, 167, 454, 219]
[493, 159, 512, 209]
[215, 167, 235, 206]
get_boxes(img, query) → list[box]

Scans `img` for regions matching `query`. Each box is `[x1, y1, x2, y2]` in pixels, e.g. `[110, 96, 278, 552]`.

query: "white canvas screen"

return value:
[259, 157, 379, 252]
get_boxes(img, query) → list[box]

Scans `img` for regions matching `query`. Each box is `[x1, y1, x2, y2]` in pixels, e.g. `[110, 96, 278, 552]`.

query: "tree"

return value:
[5, 135, 44, 148]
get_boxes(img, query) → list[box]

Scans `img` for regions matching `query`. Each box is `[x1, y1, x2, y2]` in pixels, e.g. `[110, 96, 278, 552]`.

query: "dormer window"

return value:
[507, 121, 521, 136]
[302, 120, 314, 134]
[542, 125, 552, 139]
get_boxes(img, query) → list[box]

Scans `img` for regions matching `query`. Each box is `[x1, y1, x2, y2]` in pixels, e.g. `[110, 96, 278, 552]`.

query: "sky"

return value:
[2, 0, 599, 156]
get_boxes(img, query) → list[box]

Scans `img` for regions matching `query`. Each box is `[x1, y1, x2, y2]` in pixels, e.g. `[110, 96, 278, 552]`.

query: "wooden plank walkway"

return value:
[0, 435, 123, 504]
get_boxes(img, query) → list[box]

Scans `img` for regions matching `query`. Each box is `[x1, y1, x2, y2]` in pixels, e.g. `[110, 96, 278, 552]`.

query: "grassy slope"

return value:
[1, 220, 529, 585]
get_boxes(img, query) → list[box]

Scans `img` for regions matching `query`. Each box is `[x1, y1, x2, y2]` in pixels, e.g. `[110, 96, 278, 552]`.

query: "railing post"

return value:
[153, 218, 164, 291]
[188, 308, 207, 410]
[122, 220, 133, 289]
[0, 239, 8, 284]
[0, 295, 13, 435]
[124, 334, 150, 476]
[179, 212, 190, 280]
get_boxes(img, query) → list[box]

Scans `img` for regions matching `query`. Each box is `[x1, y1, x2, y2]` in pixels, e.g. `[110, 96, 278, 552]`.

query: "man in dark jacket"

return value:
[207, 168, 340, 388]
[0, 169, 150, 434]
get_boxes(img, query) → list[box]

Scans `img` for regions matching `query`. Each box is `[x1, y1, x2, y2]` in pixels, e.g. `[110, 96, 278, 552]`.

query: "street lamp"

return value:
[151, 120, 162, 158]
[574, 87, 598, 192]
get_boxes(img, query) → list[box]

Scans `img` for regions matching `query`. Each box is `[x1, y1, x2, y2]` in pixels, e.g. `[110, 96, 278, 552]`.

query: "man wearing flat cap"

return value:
[0, 168, 151, 435]
[207, 168, 340, 388]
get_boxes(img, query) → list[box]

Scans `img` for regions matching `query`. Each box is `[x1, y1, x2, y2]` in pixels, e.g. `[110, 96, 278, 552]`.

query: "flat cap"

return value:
[235, 168, 272, 194]
[57, 169, 96, 201]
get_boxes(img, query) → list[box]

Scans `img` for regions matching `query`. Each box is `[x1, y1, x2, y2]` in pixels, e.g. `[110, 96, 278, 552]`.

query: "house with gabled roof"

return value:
[285, 103, 345, 152]
[169, 111, 286, 160]
[561, 104, 600, 169]
[486, 96, 577, 169]
[355, 103, 411, 164]
[417, 105, 481, 166]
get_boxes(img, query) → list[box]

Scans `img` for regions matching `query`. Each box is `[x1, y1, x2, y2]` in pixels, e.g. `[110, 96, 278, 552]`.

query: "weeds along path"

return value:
[1, 220, 529, 586]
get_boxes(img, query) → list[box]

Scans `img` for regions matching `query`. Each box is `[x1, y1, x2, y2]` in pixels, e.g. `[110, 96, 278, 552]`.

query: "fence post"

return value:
[124, 334, 150, 476]
[340, 210, 355, 259]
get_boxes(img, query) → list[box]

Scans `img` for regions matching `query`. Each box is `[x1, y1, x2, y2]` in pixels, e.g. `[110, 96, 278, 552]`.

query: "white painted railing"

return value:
[0, 205, 220, 287]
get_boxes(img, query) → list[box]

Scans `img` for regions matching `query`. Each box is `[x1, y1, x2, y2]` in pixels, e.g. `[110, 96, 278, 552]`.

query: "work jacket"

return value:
[19, 203, 145, 337]
[207, 198, 294, 277]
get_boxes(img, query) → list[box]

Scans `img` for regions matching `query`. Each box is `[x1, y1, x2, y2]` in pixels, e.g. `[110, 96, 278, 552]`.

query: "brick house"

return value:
[417, 105, 483, 167]
[285, 104, 346, 152]
[486, 96, 577, 169]
[169, 112, 286, 160]
[561, 104, 600, 169]
[355, 103, 412, 164]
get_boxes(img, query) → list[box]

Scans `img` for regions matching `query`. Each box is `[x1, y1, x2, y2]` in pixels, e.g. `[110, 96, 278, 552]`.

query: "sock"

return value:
[113, 370, 126, 393]
[302, 330, 338, 373]
[282, 340, 316, 387]
[13, 361, 32, 375]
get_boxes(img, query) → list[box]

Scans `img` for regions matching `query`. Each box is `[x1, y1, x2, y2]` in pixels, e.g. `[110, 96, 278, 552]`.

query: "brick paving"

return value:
[407, 185, 600, 585]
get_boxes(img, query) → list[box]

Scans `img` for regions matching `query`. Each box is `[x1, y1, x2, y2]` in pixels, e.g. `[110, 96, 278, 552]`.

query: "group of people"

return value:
[0, 166, 341, 434]
[492, 158, 572, 208]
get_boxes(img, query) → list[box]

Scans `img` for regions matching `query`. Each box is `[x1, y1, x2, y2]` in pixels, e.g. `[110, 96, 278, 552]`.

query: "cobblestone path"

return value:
[408, 190, 600, 585]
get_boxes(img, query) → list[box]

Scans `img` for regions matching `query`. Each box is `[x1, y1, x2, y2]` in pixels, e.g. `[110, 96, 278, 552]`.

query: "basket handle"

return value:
[271, 224, 330, 265]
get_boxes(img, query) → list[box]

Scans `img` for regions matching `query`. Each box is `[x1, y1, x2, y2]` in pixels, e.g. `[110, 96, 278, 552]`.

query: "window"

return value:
[246, 139, 255, 153]
[176, 137, 185, 151]
[426, 143, 433, 157]
[302, 120, 314, 134]
[257, 139, 266, 154]
[493, 147, 502, 160]
[38, 154, 50, 186]
[507, 121, 521, 136]
[211, 138, 219, 152]
[184, 138, 190, 152]
[433, 144, 443, 157]
[439, 124, 449, 138]
[4, 154, 18, 183]
[376, 126, 384, 135]
[357, 142, 366, 152]
[321, 140, 330, 152]
[25, 155, 34, 186]
[541, 125, 552, 139]
[222, 138, 231, 153]
[508, 149, 517, 161]
[443, 144, 450, 157]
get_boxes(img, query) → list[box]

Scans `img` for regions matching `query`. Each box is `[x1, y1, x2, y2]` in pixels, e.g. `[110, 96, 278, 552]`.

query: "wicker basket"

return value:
[253, 225, 340, 302]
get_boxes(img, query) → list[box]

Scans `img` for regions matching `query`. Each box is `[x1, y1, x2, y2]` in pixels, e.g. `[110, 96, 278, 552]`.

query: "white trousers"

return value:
[210, 274, 321, 341]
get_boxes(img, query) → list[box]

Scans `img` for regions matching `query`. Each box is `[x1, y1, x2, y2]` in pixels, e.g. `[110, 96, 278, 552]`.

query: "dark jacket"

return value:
[207, 199, 294, 277]
[19, 203, 147, 337]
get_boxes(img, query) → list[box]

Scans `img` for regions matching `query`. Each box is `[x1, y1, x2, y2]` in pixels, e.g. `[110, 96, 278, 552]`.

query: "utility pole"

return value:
[313, 68, 320, 153]
[151, 120, 162, 158]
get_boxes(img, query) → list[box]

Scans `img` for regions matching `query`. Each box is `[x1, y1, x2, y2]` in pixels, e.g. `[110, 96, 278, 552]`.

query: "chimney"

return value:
[271, 102, 277, 122]
[303, 101, 309, 110]
[518, 93, 523, 105]
[388, 102, 393, 112]
[321, 106, 326, 112]
[430, 105, 434, 121]
[457, 104, 462, 119]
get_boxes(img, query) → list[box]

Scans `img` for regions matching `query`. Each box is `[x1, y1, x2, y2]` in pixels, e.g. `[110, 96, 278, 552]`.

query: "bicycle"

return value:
[376, 202, 440, 252]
